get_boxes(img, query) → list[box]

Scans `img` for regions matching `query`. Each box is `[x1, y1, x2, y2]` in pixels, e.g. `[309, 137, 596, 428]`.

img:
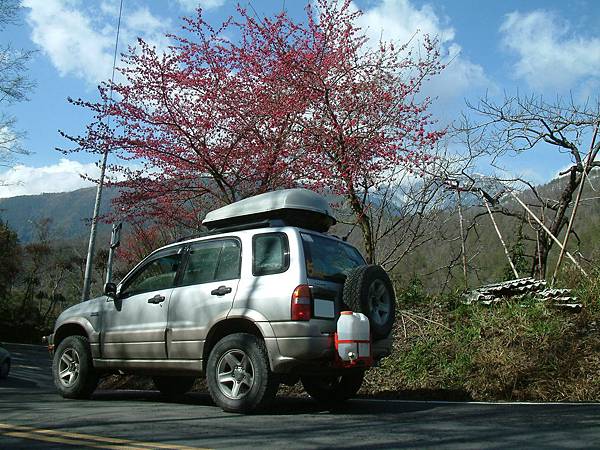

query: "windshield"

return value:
[301, 233, 365, 282]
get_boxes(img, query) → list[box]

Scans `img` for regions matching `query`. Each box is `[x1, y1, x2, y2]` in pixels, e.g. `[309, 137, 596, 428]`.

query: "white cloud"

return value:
[357, 0, 454, 45]
[22, 0, 171, 86]
[500, 10, 600, 90]
[126, 7, 163, 32]
[355, 0, 489, 111]
[0, 158, 99, 198]
[175, 0, 227, 12]
[23, 0, 114, 85]
[99, 0, 120, 17]
[122, 7, 172, 55]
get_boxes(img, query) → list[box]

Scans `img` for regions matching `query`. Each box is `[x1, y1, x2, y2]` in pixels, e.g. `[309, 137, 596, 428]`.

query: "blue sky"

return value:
[0, 0, 599, 197]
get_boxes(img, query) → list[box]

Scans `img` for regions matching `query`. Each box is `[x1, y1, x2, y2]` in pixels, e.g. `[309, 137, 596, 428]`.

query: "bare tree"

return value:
[0, 0, 34, 172]
[330, 142, 459, 278]
[456, 93, 600, 278]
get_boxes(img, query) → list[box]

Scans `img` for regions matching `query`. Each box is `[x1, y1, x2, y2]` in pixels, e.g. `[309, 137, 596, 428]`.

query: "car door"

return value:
[101, 248, 182, 360]
[167, 238, 241, 360]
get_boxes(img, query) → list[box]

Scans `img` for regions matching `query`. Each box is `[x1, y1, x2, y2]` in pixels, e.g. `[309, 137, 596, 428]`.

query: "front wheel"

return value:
[53, 335, 98, 399]
[301, 370, 365, 404]
[206, 333, 279, 413]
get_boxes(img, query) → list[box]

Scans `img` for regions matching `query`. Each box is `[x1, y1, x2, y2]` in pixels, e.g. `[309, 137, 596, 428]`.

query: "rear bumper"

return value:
[265, 321, 393, 374]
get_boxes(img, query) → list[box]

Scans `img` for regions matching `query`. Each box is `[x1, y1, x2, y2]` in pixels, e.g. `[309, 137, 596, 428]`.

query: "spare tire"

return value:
[342, 265, 396, 339]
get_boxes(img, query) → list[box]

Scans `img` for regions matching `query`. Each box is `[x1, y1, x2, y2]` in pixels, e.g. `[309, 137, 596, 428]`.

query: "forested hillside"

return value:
[1, 169, 598, 301]
[0, 187, 116, 242]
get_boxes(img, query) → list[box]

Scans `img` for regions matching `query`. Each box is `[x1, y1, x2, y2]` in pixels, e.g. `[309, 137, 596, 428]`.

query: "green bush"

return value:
[397, 276, 427, 306]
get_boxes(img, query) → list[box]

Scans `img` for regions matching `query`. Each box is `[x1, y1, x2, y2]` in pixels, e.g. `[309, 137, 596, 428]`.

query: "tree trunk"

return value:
[347, 189, 375, 264]
[532, 233, 550, 279]
[358, 214, 375, 264]
[530, 167, 578, 278]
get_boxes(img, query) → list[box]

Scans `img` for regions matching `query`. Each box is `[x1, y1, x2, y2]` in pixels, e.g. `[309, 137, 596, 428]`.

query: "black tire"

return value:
[53, 335, 98, 399]
[301, 370, 364, 404]
[152, 376, 196, 397]
[343, 265, 396, 339]
[0, 359, 10, 379]
[206, 333, 279, 413]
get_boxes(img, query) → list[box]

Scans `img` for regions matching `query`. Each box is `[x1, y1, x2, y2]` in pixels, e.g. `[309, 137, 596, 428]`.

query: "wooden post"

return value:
[551, 123, 599, 285]
[483, 197, 519, 279]
[509, 191, 588, 278]
[535, 228, 542, 279]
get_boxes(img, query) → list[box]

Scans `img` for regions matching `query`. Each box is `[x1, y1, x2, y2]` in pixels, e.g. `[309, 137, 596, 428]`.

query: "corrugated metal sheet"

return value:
[464, 278, 581, 309]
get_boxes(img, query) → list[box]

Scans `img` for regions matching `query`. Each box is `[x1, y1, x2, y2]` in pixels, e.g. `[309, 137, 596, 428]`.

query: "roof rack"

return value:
[208, 219, 286, 234]
[176, 219, 287, 243]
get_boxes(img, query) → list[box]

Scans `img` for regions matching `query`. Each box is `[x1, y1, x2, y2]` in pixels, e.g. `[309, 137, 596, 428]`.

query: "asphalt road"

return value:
[1, 343, 600, 449]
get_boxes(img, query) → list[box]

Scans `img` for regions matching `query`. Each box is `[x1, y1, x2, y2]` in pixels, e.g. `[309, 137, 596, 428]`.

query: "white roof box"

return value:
[203, 188, 336, 232]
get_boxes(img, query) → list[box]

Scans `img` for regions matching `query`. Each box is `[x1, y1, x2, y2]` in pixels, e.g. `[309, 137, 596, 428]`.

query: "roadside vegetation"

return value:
[364, 268, 600, 401]
[0, 217, 121, 343]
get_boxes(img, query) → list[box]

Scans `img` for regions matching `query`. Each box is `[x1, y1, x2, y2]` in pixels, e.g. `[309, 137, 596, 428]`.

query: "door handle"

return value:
[148, 294, 166, 304]
[211, 286, 232, 296]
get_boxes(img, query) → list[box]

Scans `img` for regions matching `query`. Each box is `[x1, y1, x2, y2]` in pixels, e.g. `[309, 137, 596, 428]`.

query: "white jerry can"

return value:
[336, 311, 371, 363]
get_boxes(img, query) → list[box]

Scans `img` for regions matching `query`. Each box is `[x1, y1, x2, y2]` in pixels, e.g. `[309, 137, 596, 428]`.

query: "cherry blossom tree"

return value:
[61, 0, 445, 263]
[294, 2, 445, 262]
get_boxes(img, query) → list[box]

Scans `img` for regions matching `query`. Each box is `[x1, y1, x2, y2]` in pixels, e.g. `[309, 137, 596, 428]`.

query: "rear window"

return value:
[301, 233, 365, 282]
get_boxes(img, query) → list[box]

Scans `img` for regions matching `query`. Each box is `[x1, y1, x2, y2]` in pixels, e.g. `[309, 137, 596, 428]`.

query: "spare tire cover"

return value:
[342, 265, 396, 340]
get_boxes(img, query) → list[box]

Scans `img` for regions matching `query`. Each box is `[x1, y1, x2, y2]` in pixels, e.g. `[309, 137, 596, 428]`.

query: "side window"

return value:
[121, 253, 181, 297]
[182, 239, 241, 286]
[214, 240, 242, 281]
[253, 233, 289, 276]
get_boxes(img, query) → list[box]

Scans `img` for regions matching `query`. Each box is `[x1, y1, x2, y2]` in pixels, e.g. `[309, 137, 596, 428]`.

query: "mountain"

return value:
[0, 187, 117, 243]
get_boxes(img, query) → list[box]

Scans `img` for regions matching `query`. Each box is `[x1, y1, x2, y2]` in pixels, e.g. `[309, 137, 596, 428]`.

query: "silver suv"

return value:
[48, 189, 395, 413]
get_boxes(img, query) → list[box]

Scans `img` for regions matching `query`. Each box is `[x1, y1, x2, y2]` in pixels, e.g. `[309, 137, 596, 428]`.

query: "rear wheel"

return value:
[152, 376, 196, 397]
[53, 335, 98, 399]
[0, 359, 10, 379]
[206, 333, 278, 413]
[301, 370, 365, 404]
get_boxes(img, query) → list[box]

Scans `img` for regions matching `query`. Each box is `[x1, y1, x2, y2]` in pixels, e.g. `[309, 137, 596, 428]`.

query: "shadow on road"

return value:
[0, 343, 53, 391]
[69, 390, 600, 449]
[90, 389, 436, 416]
[0, 377, 39, 389]
[260, 396, 437, 416]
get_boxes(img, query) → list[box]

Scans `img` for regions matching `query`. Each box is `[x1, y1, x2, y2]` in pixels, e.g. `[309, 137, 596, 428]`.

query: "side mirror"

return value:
[104, 282, 117, 299]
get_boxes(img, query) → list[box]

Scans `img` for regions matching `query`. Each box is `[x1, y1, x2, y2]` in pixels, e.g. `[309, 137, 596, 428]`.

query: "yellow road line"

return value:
[3, 431, 149, 449]
[0, 423, 210, 450]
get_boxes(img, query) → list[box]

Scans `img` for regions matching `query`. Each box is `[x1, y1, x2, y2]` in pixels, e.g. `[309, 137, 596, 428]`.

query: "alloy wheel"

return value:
[216, 349, 255, 400]
[367, 279, 391, 327]
[58, 348, 81, 388]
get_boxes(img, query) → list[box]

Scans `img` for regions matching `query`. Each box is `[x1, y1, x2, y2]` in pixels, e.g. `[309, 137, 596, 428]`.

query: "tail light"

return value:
[291, 284, 312, 321]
